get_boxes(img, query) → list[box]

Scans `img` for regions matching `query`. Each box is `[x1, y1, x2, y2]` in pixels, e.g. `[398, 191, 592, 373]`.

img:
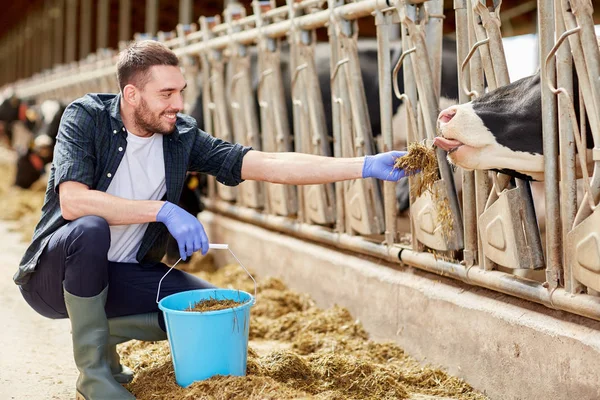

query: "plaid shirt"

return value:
[14, 93, 251, 285]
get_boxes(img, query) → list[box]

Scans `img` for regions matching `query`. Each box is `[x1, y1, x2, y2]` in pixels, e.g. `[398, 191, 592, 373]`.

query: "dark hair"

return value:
[116, 40, 180, 92]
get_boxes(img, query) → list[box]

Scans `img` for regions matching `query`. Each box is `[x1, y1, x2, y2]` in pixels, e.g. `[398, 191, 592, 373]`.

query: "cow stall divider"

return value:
[395, 1, 464, 252]
[329, 0, 385, 235]
[225, 6, 265, 211]
[200, 16, 238, 203]
[460, 0, 545, 273]
[254, 0, 298, 217]
[7, 0, 600, 324]
[287, 0, 336, 226]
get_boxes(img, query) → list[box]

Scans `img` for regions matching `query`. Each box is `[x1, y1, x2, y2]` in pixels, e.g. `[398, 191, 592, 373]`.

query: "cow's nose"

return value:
[438, 107, 456, 124]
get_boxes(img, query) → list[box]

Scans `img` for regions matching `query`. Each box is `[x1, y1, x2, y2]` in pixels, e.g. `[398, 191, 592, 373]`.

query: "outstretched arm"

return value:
[240, 150, 406, 184]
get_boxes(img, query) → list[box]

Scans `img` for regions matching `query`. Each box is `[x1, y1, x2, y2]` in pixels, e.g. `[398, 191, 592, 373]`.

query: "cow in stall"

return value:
[14, 100, 66, 189]
[0, 94, 38, 153]
[434, 66, 596, 240]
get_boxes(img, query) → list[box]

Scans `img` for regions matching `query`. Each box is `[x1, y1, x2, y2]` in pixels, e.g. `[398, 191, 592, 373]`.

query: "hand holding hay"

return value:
[393, 142, 439, 198]
[393, 142, 454, 239]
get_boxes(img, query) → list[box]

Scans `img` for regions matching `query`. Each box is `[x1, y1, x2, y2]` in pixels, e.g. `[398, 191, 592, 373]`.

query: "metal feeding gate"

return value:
[224, 7, 265, 210]
[8, 0, 600, 323]
[288, 0, 336, 226]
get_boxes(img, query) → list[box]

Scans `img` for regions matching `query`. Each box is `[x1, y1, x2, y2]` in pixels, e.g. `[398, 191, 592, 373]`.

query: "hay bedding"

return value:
[0, 157, 487, 400]
[120, 260, 487, 400]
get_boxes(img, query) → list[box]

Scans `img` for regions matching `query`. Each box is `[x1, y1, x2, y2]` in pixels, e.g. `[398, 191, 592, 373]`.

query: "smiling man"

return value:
[14, 40, 407, 399]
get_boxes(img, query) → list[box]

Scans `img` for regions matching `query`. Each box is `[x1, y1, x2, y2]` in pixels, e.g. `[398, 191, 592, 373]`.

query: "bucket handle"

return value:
[155, 243, 258, 304]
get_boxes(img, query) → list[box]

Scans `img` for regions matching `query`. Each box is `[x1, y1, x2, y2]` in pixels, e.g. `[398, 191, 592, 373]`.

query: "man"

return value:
[15, 40, 407, 400]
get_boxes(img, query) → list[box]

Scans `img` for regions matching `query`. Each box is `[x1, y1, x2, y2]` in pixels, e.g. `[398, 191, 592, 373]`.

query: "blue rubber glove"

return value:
[156, 201, 209, 261]
[362, 151, 408, 181]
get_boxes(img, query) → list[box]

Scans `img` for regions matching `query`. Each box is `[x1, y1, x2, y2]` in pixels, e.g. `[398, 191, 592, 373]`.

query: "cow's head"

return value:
[434, 74, 546, 180]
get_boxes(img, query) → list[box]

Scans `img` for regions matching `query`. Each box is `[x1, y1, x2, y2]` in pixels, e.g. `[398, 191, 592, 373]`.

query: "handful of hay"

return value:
[393, 142, 454, 239]
[394, 142, 439, 198]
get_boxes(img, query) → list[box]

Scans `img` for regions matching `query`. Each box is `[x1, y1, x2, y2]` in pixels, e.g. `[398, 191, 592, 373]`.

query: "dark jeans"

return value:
[19, 216, 214, 329]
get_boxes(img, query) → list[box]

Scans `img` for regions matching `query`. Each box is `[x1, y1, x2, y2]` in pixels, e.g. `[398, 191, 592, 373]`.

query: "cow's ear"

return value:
[122, 84, 138, 106]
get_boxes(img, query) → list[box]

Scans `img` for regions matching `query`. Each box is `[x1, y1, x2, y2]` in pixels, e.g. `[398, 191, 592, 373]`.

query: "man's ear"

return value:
[122, 84, 138, 106]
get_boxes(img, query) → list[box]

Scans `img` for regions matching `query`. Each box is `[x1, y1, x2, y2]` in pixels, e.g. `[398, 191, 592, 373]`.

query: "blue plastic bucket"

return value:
[158, 288, 255, 387]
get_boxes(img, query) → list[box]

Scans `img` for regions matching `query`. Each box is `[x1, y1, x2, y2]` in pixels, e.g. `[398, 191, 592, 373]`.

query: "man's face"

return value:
[133, 65, 187, 135]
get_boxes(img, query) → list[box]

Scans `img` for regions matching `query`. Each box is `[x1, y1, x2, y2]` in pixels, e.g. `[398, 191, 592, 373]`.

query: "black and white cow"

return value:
[434, 72, 592, 181]
[0, 94, 38, 149]
[14, 100, 66, 189]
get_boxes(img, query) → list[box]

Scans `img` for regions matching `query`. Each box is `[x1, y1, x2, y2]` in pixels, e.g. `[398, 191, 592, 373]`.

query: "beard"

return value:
[133, 97, 177, 135]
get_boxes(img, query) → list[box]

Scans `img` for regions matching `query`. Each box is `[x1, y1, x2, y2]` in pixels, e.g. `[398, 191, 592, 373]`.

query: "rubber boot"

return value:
[63, 286, 135, 400]
[107, 313, 167, 384]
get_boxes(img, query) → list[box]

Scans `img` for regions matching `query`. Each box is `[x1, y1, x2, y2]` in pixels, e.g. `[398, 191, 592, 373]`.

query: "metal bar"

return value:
[64, 0, 77, 64]
[79, 0, 92, 59]
[424, 0, 444, 98]
[554, 2, 578, 293]
[13, 0, 395, 99]
[375, 9, 396, 246]
[42, 2, 53, 71]
[401, 4, 421, 251]
[179, 0, 193, 25]
[466, 0, 492, 271]
[24, 15, 33, 78]
[145, 0, 159, 36]
[455, 0, 476, 267]
[204, 198, 600, 323]
[96, 0, 109, 50]
[471, 0, 496, 90]
[119, 0, 132, 43]
[53, 0, 65, 67]
[539, 0, 561, 288]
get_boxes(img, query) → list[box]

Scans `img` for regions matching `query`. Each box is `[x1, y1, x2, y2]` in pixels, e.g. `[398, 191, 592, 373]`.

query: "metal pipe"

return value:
[14, 0, 394, 99]
[119, 0, 132, 43]
[179, 0, 193, 25]
[554, 1, 576, 294]
[52, 0, 64, 67]
[455, 0, 476, 267]
[539, 0, 562, 288]
[375, 9, 396, 246]
[205, 198, 600, 323]
[79, 0, 92, 59]
[96, 0, 109, 50]
[64, 0, 77, 64]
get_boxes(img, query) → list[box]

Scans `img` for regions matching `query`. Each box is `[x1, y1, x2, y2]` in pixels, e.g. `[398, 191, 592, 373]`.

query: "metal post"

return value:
[8, 31, 15, 83]
[26, 14, 36, 78]
[145, 0, 159, 36]
[0, 41, 5, 85]
[465, 0, 492, 270]
[79, 0, 92, 59]
[454, 0, 477, 267]
[64, 0, 78, 64]
[424, 0, 444, 98]
[119, 0, 132, 43]
[96, 0, 109, 50]
[179, 0, 193, 25]
[328, 0, 346, 234]
[554, 0, 577, 293]
[53, 0, 65, 66]
[375, 9, 396, 246]
[539, 0, 561, 288]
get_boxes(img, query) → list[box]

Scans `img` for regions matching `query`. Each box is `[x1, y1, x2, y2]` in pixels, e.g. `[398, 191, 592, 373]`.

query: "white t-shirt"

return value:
[105, 131, 166, 263]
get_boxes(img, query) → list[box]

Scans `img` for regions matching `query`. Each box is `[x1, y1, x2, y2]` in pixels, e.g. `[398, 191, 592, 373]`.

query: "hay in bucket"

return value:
[185, 297, 246, 312]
